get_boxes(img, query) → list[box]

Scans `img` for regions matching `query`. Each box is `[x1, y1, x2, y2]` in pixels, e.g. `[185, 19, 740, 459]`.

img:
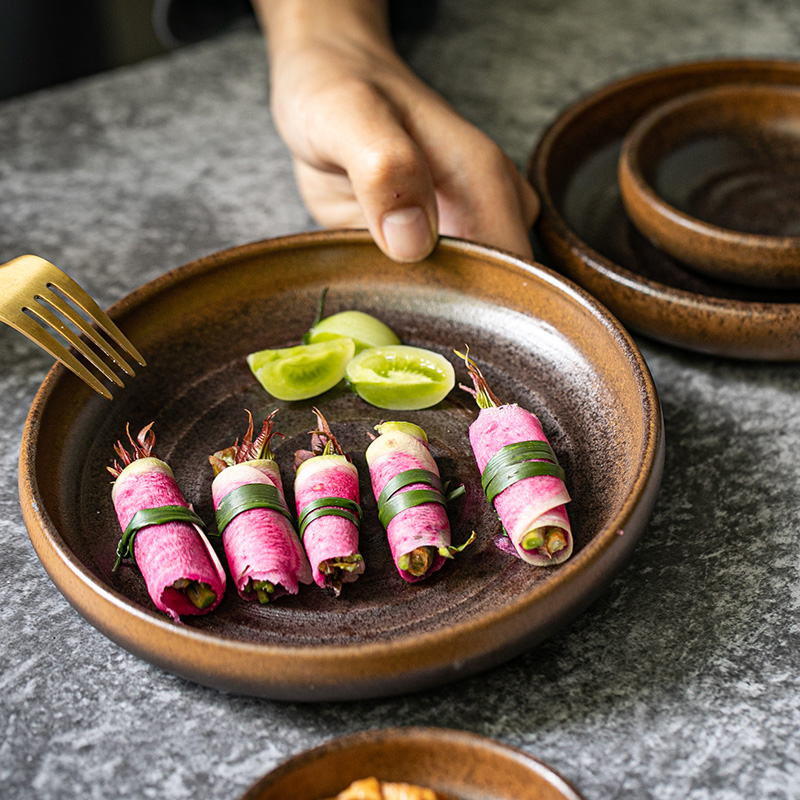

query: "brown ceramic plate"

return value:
[19, 231, 663, 701]
[238, 727, 585, 800]
[529, 58, 800, 359]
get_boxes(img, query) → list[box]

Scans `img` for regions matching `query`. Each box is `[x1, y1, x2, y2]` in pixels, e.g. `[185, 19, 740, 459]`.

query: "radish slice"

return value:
[457, 349, 573, 566]
[109, 423, 226, 622]
[209, 411, 311, 603]
[366, 421, 472, 583]
[294, 408, 364, 595]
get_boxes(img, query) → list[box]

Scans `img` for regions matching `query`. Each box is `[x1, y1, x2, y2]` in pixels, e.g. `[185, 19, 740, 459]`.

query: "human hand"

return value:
[256, 0, 539, 263]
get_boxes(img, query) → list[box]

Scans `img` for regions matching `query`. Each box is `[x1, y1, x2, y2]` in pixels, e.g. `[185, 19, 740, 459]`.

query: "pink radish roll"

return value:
[209, 411, 311, 603]
[294, 409, 364, 595]
[109, 423, 226, 622]
[458, 349, 573, 566]
[366, 421, 472, 582]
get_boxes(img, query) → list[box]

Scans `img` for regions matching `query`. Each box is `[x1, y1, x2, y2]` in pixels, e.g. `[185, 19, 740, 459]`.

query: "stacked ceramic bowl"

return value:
[617, 83, 800, 290]
[530, 59, 800, 360]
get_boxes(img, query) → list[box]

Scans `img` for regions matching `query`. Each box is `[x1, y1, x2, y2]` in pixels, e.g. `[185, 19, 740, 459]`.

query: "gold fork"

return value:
[0, 255, 145, 400]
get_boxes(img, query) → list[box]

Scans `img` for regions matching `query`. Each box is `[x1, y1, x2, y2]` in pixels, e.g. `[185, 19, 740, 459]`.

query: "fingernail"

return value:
[381, 207, 435, 262]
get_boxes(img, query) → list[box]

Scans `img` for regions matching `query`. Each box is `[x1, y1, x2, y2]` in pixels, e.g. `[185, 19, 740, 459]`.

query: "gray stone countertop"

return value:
[2, 1, 799, 798]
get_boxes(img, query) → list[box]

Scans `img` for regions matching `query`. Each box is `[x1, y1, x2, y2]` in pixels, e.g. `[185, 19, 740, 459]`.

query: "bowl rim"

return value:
[619, 83, 800, 252]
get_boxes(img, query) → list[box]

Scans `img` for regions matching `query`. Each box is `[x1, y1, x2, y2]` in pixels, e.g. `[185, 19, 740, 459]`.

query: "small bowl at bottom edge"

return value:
[238, 727, 585, 800]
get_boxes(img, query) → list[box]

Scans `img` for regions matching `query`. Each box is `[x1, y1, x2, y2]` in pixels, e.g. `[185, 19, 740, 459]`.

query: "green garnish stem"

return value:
[173, 580, 217, 610]
[454, 348, 502, 409]
[250, 579, 275, 605]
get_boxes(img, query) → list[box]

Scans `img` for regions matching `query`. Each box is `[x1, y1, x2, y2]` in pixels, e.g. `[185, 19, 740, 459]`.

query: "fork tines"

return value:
[1, 255, 146, 400]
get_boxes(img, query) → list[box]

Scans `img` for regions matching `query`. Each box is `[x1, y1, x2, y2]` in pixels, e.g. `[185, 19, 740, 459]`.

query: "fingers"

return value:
[277, 64, 538, 262]
[290, 81, 440, 262]
[295, 123, 540, 262]
[518, 170, 541, 229]
[433, 143, 538, 260]
[342, 89, 539, 261]
[349, 134, 439, 262]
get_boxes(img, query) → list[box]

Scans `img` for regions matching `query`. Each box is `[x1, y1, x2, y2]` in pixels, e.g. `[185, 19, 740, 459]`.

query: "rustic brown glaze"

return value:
[619, 84, 800, 289]
[238, 728, 585, 800]
[18, 231, 663, 700]
[529, 59, 800, 359]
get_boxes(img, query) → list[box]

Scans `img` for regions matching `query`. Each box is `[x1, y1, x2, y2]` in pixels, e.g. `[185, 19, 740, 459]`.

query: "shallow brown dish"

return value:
[18, 231, 663, 701]
[530, 58, 800, 359]
[238, 728, 585, 800]
[619, 84, 800, 289]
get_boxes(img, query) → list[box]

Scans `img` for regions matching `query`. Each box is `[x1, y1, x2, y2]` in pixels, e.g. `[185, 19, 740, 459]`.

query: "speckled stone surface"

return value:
[2, 1, 800, 798]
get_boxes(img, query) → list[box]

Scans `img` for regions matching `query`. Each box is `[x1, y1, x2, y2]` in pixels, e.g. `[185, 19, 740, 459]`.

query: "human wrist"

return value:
[254, 0, 394, 62]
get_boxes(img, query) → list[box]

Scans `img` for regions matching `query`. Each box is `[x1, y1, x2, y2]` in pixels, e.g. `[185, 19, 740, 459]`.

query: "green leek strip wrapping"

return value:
[297, 496, 362, 541]
[481, 440, 566, 506]
[377, 468, 447, 529]
[114, 505, 207, 571]
[377, 468, 443, 507]
[214, 483, 293, 535]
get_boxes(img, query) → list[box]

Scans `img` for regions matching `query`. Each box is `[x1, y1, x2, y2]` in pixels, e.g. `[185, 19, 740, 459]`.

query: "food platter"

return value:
[19, 232, 663, 700]
[238, 727, 585, 800]
[530, 58, 800, 360]
[19, 231, 663, 701]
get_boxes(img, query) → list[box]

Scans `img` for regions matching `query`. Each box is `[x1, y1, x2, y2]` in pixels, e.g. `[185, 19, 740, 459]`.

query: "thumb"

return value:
[349, 137, 439, 262]
[310, 88, 440, 262]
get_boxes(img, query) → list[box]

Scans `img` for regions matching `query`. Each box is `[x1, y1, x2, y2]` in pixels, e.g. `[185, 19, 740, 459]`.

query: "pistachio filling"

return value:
[398, 546, 435, 577]
[521, 526, 569, 557]
[172, 579, 217, 609]
[241, 578, 275, 605]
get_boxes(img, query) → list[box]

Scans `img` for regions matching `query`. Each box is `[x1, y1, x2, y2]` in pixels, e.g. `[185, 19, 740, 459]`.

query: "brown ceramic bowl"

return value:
[238, 728, 585, 800]
[18, 230, 663, 701]
[530, 58, 800, 359]
[618, 84, 800, 289]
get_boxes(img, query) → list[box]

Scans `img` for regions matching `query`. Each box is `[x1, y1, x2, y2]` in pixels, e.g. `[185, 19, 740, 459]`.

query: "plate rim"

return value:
[18, 231, 664, 699]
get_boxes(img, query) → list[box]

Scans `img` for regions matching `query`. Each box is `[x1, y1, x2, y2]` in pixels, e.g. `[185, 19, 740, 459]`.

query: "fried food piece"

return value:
[333, 776, 440, 800]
